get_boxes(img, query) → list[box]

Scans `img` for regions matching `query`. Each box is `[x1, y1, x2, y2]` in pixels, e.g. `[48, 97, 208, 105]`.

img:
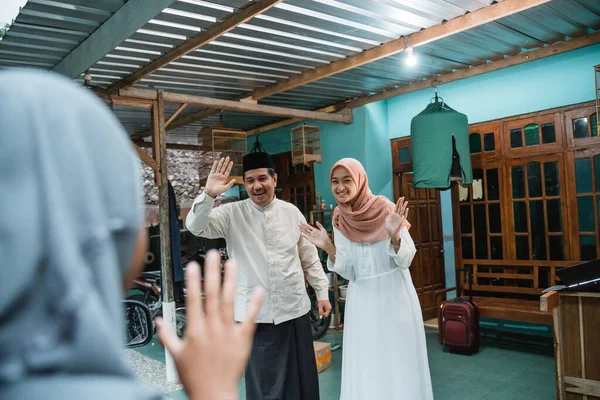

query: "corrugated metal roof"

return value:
[1, 0, 599, 142]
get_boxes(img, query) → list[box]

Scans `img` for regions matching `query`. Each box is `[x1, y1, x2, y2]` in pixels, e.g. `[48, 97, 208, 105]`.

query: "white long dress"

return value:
[328, 226, 433, 400]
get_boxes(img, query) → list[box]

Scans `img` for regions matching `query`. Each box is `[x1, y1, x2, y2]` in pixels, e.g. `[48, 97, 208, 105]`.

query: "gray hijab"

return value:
[0, 69, 160, 399]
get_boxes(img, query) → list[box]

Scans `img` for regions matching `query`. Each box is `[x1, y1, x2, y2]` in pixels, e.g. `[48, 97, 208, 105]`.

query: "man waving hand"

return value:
[186, 150, 331, 400]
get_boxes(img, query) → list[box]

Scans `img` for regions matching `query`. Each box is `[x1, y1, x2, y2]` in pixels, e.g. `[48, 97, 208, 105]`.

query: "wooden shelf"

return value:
[293, 154, 322, 165]
[292, 137, 321, 144]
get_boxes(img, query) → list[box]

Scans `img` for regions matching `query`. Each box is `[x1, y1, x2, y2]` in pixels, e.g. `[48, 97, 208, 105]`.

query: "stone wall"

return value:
[140, 147, 213, 205]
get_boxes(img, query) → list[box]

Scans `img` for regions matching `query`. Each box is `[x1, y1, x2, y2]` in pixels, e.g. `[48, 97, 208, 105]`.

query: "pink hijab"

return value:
[331, 158, 409, 243]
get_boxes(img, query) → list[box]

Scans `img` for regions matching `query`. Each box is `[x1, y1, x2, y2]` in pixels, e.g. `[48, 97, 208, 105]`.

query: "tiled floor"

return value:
[130, 328, 556, 400]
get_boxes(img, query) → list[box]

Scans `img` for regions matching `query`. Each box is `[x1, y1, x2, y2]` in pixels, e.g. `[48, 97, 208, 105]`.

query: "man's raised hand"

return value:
[204, 157, 235, 198]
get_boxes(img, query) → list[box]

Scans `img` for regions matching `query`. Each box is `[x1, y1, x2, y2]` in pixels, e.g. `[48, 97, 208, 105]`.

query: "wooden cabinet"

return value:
[541, 291, 600, 399]
[452, 101, 598, 306]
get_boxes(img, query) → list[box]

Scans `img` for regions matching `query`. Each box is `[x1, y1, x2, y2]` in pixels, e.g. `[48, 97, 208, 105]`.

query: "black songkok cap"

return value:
[243, 137, 274, 173]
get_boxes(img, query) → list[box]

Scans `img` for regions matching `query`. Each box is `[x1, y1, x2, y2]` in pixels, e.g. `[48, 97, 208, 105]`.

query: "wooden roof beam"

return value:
[133, 140, 211, 152]
[132, 142, 159, 171]
[246, 104, 345, 136]
[248, 0, 550, 101]
[119, 88, 353, 123]
[246, 31, 600, 135]
[105, 0, 283, 94]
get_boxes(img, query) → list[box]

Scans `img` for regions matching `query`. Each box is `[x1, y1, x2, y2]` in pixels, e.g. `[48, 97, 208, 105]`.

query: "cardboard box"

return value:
[313, 341, 332, 373]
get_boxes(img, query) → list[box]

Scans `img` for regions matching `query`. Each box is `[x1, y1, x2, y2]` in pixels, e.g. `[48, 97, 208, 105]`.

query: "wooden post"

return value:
[156, 89, 177, 382]
[152, 101, 162, 187]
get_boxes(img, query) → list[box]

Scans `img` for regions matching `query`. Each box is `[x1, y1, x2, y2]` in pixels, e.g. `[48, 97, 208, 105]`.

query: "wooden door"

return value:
[397, 173, 446, 320]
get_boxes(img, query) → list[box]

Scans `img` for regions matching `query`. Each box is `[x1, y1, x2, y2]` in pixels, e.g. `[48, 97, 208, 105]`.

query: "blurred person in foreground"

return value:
[0, 69, 262, 400]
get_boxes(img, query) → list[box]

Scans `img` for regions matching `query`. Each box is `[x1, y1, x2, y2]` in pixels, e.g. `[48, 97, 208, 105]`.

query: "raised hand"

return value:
[156, 252, 264, 400]
[299, 221, 330, 250]
[385, 197, 409, 244]
[204, 157, 235, 198]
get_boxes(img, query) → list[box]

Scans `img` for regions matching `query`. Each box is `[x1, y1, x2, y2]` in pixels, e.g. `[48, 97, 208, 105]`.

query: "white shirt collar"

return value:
[249, 195, 277, 211]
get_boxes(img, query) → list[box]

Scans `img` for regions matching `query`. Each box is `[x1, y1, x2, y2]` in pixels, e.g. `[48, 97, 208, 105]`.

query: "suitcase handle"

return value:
[457, 268, 473, 301]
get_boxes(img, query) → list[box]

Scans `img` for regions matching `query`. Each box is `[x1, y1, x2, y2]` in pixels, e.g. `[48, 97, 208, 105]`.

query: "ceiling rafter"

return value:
[247, 0, 551, 100]
[117, 87, 353, 123]
[161, 0, 550, 134]
[246, 31, 600, 136]
[105, 0, 284, 94]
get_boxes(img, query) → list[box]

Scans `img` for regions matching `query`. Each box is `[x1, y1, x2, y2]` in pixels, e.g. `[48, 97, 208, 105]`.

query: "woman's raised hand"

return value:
[299, 221, 330, 250]
[385, 197, 409, 244]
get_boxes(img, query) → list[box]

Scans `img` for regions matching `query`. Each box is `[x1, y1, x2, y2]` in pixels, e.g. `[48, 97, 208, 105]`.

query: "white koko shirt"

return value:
[186, 193, 329, 325]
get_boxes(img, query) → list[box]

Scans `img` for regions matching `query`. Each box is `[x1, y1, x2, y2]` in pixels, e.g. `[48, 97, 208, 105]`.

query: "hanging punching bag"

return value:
[410, 97, 472, 189]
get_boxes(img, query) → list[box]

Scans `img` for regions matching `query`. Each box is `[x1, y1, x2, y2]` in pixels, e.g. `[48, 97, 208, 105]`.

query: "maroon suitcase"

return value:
[440, 268, 480, 354]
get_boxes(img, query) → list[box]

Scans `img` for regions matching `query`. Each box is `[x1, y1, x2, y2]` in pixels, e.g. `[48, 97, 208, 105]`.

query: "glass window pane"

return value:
[398, 147, 410, 163]
[578, 197, 594, 232]
[592, 113, 598, 137]
[512, 166, 526, 199]
[574, 118, 589, 139]
[547, 199, 562, 232]
[549, 236, 564, 261]
[542, 123, 556, 144]
[525, 124, 540, 146]
[483, 133, 495, 151]
[474, 204, 488, 259]
[490, 236, 502, 259]
[575, 158, 593, 194]
[297, 196, 305, 213]
[595, 155, 600, 192]
[289, 187, 295, 196]
[469, 134, 482, 153]
[510, 129, 523, 148]
[516, 236, 530, 260]
[460, 205, 472, 234]
[486, 169, 500, 200]
[531, 200, 547, 260]
[306, 185, 311, 194]
[544, 161, 560, 197]
[489, 203, 502, 233]
[297, 186, 304, 195]
[580, 236, 597, 261]
[462, 237, 473, 259]
[514, 202, 528, 233]
[527, 162, 542, 198]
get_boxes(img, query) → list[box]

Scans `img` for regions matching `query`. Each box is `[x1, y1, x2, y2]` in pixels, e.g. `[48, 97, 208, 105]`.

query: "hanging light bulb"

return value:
[405, 47, 417, 66]
[83, 70, 92, 86]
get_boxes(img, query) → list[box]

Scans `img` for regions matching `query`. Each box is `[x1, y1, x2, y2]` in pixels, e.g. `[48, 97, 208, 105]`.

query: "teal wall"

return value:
[365, 100, 394, 200]
[251, 43, 600, 298]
